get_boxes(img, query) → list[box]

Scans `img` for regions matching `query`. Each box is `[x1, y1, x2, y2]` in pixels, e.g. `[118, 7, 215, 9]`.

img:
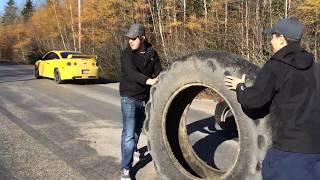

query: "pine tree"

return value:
[22, 0, 34, 22]
[1, 0, 18, 25]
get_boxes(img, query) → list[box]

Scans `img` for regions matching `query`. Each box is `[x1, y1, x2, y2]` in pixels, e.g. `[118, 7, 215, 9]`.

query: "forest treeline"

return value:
[0, 0, 319, 79]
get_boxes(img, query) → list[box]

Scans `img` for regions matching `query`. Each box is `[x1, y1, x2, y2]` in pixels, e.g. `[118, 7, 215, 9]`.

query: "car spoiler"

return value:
[67, 54, 97, 59]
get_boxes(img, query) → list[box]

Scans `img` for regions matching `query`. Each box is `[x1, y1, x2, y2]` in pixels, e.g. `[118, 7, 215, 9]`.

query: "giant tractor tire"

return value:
[144, 51, 272, 180]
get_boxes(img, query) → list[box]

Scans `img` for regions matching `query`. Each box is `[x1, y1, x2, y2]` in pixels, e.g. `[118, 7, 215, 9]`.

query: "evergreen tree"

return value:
[22, 0, 34, 22]
[1, 0, 18, 25]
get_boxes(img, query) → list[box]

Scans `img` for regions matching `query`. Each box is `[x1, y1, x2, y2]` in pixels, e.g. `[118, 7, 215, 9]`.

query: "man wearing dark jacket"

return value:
[225, 17, 320, 179]
[119, 23, 161, 180]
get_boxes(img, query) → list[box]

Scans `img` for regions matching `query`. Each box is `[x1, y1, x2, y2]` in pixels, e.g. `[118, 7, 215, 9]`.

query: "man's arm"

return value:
[225, 62, 277, 109]
[146, 51, 162, 86]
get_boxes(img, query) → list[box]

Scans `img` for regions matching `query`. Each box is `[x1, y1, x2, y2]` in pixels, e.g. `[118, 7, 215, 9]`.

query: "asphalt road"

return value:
[0, 62, 220, 180]
[0, 62, 124, 180]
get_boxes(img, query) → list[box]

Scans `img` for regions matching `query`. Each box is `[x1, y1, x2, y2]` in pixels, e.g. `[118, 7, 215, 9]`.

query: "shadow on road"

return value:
[188, 117, 235, 168]
[67, 78, 119, 85]
[189, 117, 229, 168]
[0, 78, 36, 84]
[132, 117, 238, 177]
[0, 67, 35, 84]
[0, 61, 18, 65]
[0, 159, 16, 180]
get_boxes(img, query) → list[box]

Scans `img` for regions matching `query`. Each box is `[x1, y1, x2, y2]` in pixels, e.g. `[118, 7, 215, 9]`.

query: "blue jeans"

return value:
[120, 96, 146, 170]
[262, 148, 320, 180]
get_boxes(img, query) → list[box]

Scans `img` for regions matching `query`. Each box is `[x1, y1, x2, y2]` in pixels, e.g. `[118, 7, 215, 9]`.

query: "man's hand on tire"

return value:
[146, 76, 159, 86]
[224, 74, 246, 90]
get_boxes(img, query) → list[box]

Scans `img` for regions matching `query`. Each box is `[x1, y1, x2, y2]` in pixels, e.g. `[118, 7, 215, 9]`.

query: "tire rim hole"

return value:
[164, 85, 240, 179]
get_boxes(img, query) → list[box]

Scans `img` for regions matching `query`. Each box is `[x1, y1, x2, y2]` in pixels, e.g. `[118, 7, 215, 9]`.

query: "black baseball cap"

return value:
[263, 17, 304, 41]
[125, 23, 145, 38]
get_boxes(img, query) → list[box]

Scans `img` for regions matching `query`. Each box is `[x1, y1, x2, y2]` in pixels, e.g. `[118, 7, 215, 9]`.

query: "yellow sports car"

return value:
[34, 51, 99, 84]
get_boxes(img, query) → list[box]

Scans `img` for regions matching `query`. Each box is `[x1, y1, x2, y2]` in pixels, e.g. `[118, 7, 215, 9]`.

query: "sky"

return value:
[0, 0, 44, 16]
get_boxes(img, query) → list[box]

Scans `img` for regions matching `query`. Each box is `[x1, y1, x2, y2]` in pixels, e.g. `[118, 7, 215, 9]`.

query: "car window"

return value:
[52, 53, 60, 60]
[42, 53, 50, 60]
[45, 52, 60, 60]
[61, 52, 81, 58]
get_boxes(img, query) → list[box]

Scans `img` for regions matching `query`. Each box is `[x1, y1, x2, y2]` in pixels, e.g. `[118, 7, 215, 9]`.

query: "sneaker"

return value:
[120, 169, 131, 180]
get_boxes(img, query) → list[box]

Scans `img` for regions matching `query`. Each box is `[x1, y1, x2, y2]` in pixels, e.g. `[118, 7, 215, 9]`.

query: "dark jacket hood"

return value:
[271, 42, 314, 70]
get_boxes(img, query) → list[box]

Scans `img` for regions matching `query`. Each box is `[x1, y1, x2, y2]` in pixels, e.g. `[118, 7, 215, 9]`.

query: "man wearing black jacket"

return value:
[225, 17, 320, 179]
[119, 23, 161, 180]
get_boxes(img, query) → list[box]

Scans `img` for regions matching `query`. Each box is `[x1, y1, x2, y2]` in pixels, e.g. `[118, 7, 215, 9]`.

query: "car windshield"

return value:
[60, 52, 81, 58]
